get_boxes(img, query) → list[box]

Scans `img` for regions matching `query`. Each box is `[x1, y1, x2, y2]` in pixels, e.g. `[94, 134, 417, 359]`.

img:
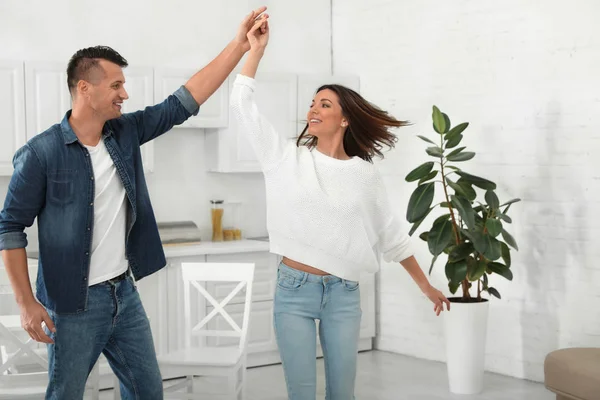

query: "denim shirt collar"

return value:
[60, 110, 114, 145]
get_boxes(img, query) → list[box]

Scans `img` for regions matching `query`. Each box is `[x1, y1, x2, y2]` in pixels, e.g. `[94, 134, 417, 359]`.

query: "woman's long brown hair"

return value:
[297, 84, 409, 162]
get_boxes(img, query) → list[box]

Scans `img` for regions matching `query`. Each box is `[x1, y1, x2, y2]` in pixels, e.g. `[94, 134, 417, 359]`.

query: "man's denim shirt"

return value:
[0, 85, 199, 314]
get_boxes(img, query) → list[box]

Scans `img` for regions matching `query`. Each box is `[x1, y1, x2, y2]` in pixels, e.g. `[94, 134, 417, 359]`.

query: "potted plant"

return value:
[404, 106, 520, 395]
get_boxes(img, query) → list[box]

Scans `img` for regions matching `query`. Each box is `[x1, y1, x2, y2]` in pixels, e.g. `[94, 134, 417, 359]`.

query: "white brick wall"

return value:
[333, 0, 600, 382]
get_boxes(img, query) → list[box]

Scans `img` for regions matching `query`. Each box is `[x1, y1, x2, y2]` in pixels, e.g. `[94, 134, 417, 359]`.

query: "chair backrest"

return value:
[0, 262, 37, 315]
[0, 260, 48, 387]
[0, 261, 100, 397]
[180, 262, 255, 351]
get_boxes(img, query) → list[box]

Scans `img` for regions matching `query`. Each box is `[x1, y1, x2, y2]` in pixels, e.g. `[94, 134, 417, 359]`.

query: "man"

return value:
[0, 7, 268, 399]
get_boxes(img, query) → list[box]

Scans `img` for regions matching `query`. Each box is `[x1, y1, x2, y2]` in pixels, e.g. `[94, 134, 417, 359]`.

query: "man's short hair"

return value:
[66, 45, 128, 94]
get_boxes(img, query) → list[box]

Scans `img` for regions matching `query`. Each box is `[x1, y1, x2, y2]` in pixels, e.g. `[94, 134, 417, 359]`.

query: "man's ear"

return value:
[77, 80, 89, 97]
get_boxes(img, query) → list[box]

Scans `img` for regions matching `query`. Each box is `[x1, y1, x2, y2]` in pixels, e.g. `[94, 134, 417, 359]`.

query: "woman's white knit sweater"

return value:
[230, 74, 413, 281]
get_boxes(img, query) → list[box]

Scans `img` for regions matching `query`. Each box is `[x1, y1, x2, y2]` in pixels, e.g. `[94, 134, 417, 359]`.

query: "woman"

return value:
[232, 16, 451, 400]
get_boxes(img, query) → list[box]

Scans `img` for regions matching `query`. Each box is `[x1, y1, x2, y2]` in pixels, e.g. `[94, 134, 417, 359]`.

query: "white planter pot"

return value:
[443, 299, 490, 394]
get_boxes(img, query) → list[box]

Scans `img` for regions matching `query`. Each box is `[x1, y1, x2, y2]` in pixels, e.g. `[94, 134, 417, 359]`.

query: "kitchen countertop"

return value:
[163, 239, 270, 258]
[1, 240, 271, 267]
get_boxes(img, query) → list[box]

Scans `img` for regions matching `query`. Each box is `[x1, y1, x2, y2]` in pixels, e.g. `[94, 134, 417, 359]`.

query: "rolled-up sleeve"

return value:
[123, 85, 200, 146]
[0, 145, 46, 251]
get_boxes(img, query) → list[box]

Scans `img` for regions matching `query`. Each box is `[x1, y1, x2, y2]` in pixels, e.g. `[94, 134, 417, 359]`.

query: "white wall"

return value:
[333, 0, 600, 382]
[0, 0, 332, 244]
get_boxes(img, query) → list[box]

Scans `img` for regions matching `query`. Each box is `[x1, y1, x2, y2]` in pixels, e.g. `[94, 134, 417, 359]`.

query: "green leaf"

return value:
[448, 280, 460, 294]
[447, 151, 475, 162]
[485, 219, 502, 237]
[451, 195, 476, 231]
[432, 106, 446, 134]
[458, 181, 477, 201]
[426, 146, 444, 157]
[428, 218, 455, 256]
[440, 202, 451, 208]
[417, 135, 436, 145]
[419, 170, 438, 184]
[502, 229, 518, 250]
[445, 260, 468, 282]
[470, 231, 488, 255]
[406, 183, 435, 223]
[408, 208, 434, 236]
[433, 213, 451, 226]
[501, 242, 511, 267]
[445, 165, 461, 171]
[482, 273, 489, 288]
[428, 254, 439, 275]
[448, 242, 475, 262]
[442, 113, 451, 133]
[446, 146, 466, 158]
[487, 287, 501, 299]
[484, 236, 502, 261]
[419, 231, 429, 242]
[455, 171, 497, 190]
[405, 161, 435, 182]
[469, 259, 488, 281]
[485, 190, 500, 209]
[497, 213, 512, 223]
[446, 179, 466, 198]
[488, 262, 513, 281]
[445, 122, 469, 140]
[445, 134, 463, 149]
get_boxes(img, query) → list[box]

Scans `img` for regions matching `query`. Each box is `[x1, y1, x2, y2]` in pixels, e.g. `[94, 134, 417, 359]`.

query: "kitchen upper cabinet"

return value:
[25, 61, 71, 141]
[297, 74, 360, 133]
[122, 67, 155, 173]
[205, 72, 297, 173]
[154, 67, 228, 129]
[0, 61, 27, 176]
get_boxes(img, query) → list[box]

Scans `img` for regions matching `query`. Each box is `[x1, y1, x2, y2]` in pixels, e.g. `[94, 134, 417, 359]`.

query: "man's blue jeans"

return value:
[274, 262, 362, 400]
[44, 276, 163, 399]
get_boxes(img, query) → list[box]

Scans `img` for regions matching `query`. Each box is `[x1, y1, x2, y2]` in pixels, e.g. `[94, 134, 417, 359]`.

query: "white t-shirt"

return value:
[230, 74, 414, 282]
[84, 138, 128, 286]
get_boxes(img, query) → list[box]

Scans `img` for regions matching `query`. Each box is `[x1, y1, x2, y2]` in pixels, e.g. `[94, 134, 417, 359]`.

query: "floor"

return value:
[244, 351, 553, 400]
[97, 350, 553, 400]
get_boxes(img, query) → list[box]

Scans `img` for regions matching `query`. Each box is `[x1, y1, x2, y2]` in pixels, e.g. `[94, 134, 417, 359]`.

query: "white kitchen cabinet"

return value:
[122, 67, 155, 173]
[205, 251, 278, 304]
[297, 74, 360, 132]
[0, 61, 27, 176]
[205, 72, 298, 173]
[25, 61, 71, 141]
[154, 67, 228, 128]
[359, 272, 376, 338]
[135, 266, 169, 356]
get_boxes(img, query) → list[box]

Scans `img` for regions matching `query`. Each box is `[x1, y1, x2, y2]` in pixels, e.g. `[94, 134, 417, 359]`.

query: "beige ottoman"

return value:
[544, 348, 600, 400]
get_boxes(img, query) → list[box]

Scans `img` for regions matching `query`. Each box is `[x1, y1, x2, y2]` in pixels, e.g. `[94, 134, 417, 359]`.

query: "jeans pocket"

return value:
[277, 272, 303, 291]
[127, 275, 138, 292]
[342, 279, 360, 291]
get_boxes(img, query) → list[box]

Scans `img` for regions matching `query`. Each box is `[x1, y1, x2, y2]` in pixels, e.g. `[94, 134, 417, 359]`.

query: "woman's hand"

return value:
[246, 13, 270, 54]
[422, 284, 451, 316]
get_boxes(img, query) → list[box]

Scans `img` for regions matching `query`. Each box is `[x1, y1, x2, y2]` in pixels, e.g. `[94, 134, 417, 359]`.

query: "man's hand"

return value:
[20, 300, 55, 343]
[234, 6, 268, 53]
[422, 284, 451, 316]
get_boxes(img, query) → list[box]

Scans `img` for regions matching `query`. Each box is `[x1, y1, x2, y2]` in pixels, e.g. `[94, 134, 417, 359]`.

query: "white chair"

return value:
[158, 262, 255, 400]
[0, 262, 100, 399]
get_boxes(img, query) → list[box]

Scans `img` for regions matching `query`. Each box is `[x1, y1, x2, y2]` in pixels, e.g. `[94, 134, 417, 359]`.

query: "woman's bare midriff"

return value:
[282, 257, 329, 276]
